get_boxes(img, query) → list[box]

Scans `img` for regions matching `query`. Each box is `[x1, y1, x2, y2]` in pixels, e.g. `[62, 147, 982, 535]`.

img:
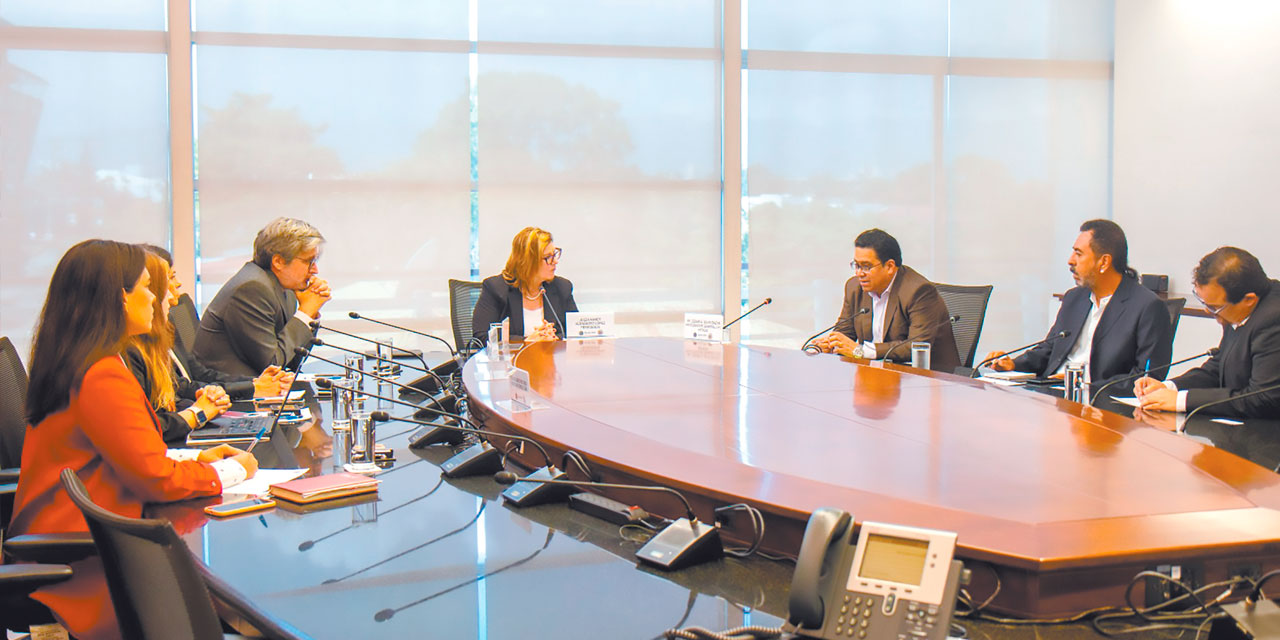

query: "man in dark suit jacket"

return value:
[986, 219, 1173, 391]
[816, 229, 961, 372]
[1135, 247, 1280, 418]
[194, 218, 330, 376]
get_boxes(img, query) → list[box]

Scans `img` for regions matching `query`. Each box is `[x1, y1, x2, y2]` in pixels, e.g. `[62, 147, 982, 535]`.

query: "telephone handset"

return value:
[787, 508, 964, 640]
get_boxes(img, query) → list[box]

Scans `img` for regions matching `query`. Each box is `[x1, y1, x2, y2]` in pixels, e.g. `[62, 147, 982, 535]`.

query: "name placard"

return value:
[565, 311, 615, 339]
[509, 367, 532, 412]
[683, 313, 724, 342]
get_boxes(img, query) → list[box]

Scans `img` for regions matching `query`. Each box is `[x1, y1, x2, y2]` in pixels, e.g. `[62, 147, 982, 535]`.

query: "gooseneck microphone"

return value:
[348, 311, 457, 357]
[311, 338, 449, 396]
[801, 325, 835, 354]
[538, 283, 565, 338]
[311, 322, 431, 371]
[970, 330, 1072, 378]
[1090, 348, 1219, 404]
[299, 348, 458, 417]
[491, 471, 723, 570]
[1182, 380, 1280, 425]
[722, 297, 772, 330]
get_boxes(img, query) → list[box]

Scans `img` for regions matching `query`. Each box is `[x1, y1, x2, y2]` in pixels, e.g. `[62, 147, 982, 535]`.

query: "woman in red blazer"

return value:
[9, 239, 258, 640]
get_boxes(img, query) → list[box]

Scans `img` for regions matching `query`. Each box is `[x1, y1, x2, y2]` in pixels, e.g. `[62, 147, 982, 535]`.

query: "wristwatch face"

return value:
[194, 408, 208, 426]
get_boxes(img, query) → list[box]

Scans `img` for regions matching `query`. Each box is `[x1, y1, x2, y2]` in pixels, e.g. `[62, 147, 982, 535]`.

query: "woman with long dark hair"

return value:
[10, 239, 257, 639]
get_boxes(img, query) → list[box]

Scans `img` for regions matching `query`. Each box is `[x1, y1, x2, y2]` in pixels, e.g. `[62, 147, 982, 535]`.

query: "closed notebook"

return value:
[268, 472, 379, 504]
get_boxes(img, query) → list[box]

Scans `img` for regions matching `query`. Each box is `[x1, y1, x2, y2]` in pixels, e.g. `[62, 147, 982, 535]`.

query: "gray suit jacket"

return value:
[193, 262, 314, 376]
[832, 265, 961, 373]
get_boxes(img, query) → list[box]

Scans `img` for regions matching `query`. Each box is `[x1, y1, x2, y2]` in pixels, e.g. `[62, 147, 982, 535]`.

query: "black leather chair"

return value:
[1164, 297, 1187, 341]
[170, 293, 201, 356]
[934, 284, 994, 369]
[60, 469, 306, 640]
[448, 279, 484, 357]
[1, 336, 28, 531]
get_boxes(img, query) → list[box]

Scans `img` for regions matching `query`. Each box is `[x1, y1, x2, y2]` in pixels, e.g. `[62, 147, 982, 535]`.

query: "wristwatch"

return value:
[191, 407, 209, 428]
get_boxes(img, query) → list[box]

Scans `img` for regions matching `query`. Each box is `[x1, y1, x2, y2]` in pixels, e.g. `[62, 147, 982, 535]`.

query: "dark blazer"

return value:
[471, 275, 578, 344]
[193, 262, 315, 376]
[169, 343, 255, 400]
[832, 265, 961, 373]
[124, 348, 195, 446]
[1014, 275, 1173, 390]
[1169, 280, 1280, 418]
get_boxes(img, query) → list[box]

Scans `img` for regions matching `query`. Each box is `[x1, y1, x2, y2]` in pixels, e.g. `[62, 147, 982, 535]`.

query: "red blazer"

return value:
[9, 356, 222, 640]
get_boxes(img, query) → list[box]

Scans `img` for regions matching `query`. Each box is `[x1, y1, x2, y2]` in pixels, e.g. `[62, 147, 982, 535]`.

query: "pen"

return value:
[245, 426, 268, 453]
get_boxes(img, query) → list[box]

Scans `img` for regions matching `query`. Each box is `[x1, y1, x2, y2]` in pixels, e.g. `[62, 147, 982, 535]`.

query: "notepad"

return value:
[982, 370, 1036, 381]
[223, 468, 307, 497]
[268, 472, 380, 504]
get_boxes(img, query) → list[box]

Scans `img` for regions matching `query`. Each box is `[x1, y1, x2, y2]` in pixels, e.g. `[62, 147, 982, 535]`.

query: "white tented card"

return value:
[566, 311, 615, 339]
[28, 624, 71, 640]
[683, 313, 724, 342]
[509, 367, 532, 411]
[567, 338, 616, 361]
[683, 339, 724, 366]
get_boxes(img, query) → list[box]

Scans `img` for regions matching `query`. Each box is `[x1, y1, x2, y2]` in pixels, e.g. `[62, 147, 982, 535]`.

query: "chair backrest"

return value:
[448, 279, 484, 356]
[934, 284, 994, 368]
[170, 293, 200, 355]
[1164, 297, 1187, 341]
[0, 337, 29, 470]
[60, 468, 225, 640]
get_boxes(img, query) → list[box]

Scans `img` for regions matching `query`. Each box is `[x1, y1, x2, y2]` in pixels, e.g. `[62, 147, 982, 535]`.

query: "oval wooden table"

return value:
[463, 337, 1280, 618]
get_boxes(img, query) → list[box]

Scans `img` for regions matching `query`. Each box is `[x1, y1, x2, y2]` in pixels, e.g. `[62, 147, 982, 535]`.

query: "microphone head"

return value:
[311, 337, 325, 347]
[371, 410, 390, 421]
[348, 311, 360, 319]
[298, 540, 314, 551]
[763, 297, 772, 305]
[314, 377, 333, 389]
[493, 471, 520, 485]
[859, 308, 870, 314]
[1207, 347, 1220, 357]
[294, 346, 310, 357]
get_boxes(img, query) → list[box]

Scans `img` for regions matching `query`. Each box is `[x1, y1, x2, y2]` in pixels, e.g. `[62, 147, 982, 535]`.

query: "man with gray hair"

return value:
[194, 217, 332, 376]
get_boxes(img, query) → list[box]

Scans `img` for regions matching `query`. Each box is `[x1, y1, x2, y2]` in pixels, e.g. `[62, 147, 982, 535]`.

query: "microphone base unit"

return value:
[411, 395, 461, 422]
[406, 419, 468, 448]
[635, 518, 723, 571]
[501, 466, 573, 507]
[440, 442, 505, 478]
[398, 359, 461, 397]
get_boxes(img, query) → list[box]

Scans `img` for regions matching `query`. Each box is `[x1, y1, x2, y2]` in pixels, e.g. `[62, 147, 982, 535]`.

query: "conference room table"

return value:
[156, 338, 1280, 639]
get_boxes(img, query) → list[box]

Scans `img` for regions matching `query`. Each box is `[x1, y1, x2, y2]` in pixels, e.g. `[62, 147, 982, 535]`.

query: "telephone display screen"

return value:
[857, 533, 929, 586]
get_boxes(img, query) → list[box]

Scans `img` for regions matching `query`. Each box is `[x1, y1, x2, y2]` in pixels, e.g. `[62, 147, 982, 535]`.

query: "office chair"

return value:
[934, 284, 994, 368]
[170, 293, 201, 356]
[1164, 297, 1187, 341]
[448, 279, 484, 357]
[1, 336, 29, 531]
[60, 469, 307, 640]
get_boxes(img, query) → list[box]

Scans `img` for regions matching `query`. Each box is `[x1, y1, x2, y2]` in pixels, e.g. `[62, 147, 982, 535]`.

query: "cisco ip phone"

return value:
[786, 508, 965, 640]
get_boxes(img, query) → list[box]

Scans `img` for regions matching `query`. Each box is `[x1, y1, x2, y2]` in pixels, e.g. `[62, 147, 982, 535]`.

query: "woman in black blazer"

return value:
[472, 226, 578, 345]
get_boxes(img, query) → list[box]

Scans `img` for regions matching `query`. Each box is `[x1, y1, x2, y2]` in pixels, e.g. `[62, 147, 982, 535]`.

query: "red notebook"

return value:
[268, 472, 379, 504]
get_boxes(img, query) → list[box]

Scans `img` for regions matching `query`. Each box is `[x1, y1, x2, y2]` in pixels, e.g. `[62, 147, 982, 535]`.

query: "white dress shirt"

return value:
[861, 271, 900, 355]
[1053, 293, 1112, 383]
[166, 448, 248, 489]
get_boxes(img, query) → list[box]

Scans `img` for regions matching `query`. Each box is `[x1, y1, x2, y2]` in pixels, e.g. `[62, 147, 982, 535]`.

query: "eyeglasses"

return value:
[292, 254, 319, 269]
[1194, 292, 1229, 317]
[850, 260, 881, 274]
[542, 248, 563, 265]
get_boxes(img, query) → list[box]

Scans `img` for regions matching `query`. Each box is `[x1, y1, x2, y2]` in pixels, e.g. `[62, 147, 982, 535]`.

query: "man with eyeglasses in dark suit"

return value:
[1134, 247, 1280, 418]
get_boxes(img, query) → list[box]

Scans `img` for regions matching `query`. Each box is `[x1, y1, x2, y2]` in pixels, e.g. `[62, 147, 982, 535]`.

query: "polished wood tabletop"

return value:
[464, 337, 1280, 618]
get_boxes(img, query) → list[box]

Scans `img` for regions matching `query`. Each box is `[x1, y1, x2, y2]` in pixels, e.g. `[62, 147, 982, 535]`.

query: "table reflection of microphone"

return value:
[375, 527, 554, 623]
[324, 501, 488, 586]
[970, 330, 1072, 378]
[492, 471, 723, 571]
[298, 473, 442, 551]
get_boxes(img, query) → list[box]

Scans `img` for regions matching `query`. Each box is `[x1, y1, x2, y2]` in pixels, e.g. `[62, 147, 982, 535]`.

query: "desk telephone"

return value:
[787, 508, 965, 640]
